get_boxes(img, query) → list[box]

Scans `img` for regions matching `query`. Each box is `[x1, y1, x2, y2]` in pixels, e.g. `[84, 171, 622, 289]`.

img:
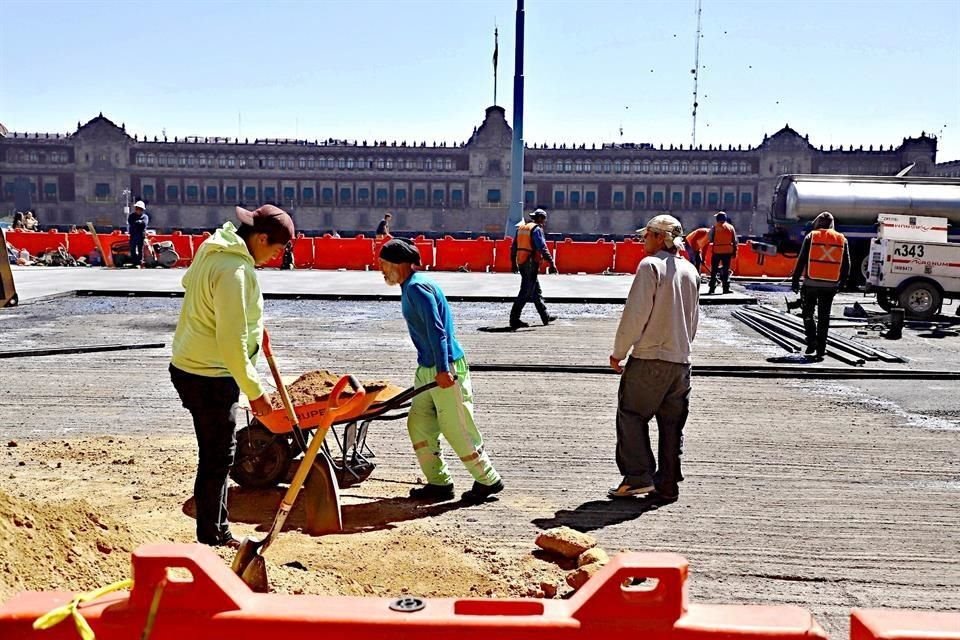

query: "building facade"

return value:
[0, 107, 938, 237]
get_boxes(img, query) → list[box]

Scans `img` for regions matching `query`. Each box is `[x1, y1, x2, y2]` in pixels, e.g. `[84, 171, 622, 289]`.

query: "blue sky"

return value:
[2, 0, 959, 160]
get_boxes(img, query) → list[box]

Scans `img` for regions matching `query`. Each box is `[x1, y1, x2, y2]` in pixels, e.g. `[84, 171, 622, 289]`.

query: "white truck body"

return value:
[866, 214, 960, 318]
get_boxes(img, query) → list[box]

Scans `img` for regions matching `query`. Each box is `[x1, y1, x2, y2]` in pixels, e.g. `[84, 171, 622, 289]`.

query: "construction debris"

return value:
[535, 527, 597, 559]
[577, 547, 609, 567]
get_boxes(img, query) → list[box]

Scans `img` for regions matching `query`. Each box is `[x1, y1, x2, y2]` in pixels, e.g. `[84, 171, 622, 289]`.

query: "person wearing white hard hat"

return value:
[127, 200, 150, 268]
[608, 214, 700, 504]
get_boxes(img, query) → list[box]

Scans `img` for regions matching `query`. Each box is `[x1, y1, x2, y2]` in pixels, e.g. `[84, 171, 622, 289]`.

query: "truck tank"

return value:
[772, 175, 960, 225]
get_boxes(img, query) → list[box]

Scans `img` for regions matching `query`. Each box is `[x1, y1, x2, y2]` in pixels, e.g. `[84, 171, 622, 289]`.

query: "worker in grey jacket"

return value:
[608, 214, 700, 504]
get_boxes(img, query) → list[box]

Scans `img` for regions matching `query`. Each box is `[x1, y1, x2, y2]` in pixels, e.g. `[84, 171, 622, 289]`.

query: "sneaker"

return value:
[409, 483, 455, 501]
[542, 315, 558, 326]
[509, 320, 530, 330]
[651, 490, 679, 504]
[607, 482, 655, 499]
[461, 479, 504, 504]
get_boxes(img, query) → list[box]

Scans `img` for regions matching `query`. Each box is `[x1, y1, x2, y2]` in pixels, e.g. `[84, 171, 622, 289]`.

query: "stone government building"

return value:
[0, 106, 940, 238]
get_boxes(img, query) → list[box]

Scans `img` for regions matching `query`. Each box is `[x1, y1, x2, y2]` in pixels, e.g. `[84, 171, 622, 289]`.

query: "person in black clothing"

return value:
[376, 212, 392, 238]
[791, 211, 851, 361]
[128, 200, 150, 268]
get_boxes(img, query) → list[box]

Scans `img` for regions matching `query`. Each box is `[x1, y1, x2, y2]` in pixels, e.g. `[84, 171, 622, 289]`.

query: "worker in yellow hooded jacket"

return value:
[170, 204, 294, 548]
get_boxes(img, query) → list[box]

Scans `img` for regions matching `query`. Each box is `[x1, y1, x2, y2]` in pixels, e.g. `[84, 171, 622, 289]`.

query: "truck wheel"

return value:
[876, 291, 895, 312]
[898, 282, 942, 320]
[230, 423, 292, 489]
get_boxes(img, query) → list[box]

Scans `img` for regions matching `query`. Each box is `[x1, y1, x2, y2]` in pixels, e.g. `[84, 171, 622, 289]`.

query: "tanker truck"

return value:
[764, 173, 960, 287]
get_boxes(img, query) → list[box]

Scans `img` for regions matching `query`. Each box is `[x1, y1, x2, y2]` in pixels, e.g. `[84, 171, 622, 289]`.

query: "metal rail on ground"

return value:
[735, 308, 866, 366]
[0, 343, 165, 359]
[470, 363, 960, 380]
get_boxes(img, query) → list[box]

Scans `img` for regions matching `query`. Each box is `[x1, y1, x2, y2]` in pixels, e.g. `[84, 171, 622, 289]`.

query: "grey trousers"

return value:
[616, 358, 691, 495]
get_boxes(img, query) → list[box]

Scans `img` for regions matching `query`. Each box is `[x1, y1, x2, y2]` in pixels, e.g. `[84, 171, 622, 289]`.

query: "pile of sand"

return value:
[270, 370, 405, 410]
[0, 488, 139, 603]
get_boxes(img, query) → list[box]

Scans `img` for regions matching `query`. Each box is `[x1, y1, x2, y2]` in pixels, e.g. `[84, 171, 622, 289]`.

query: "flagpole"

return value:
[493, 26, 499, 106]
[504, 0, 525, 236]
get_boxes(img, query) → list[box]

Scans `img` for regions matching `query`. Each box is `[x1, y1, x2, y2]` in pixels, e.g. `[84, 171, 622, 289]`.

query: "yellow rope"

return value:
[33, 578, 133, 640]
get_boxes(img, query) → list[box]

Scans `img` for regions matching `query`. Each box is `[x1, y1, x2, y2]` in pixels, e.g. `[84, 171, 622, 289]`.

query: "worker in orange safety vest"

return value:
[510, 209, 557, 329]
[707, 211, 738, 294]
[684, 226, 710, 274]
[791, 211, 850, 361]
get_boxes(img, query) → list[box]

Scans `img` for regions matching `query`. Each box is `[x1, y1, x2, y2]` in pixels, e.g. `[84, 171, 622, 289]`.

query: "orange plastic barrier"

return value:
[3, 230, 68, 257]
[0, 544, 830, 640]
[699, 243, 797, 279]
[851, 609, 960, 640]
[291, 234, 315, 269]
[64, 231, 97, 259]
[313, 235, 375, 270]
[493, 237, 514, 272]
[414, 235, 435, 269]
[434, 236, 495, 272]
[613, 239, 647, 273]
[152, 232, 195, 267]
[555, 239, 615, 274]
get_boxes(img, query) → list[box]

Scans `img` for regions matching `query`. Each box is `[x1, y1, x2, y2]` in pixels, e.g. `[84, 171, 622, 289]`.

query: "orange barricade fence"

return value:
[0, 544, 834, 640]
[313, 235, 375, 270]
[413, 235, 435, 270]
[434, 236, 495, 272]
[493, 237, 514, 272]
[700, 244, 798, 279]
[555, 238, 615, 274]
[371, 235, 391, 270]
[850, 609, 960, 640]
[613, 239, 647, 273]
[292, 234, 315, 269]
[64, 231, 97, 259]
[3, 230, 69, 257]
[151, 232, 195, 267]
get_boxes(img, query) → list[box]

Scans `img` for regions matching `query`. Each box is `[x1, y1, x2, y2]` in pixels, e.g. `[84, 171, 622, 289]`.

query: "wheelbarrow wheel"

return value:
[230, 423, 292, 489]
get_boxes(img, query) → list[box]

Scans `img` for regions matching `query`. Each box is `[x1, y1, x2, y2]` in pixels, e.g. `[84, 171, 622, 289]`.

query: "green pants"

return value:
[408, 358, 501, 487]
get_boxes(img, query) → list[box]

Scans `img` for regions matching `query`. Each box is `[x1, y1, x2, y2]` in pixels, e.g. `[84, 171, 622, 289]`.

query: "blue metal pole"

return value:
[505, 0, 525, 236]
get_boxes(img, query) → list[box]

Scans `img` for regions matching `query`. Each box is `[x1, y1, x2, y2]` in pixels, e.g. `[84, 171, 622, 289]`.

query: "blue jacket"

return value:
[128, 211, 149, 238]
[400, 272, 465, 373]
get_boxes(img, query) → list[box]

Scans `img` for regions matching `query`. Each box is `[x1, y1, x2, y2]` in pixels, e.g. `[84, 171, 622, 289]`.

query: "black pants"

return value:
[800, 287, 836, 357]
[708, 253, 733, 291]
[616, 358, 691, 496]
[510, 260, 550, 326]
[169, 364, 240, 545]
[130, 235, 144, 267]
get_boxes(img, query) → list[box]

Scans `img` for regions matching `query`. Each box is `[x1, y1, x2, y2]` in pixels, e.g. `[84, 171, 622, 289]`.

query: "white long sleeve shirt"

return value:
[612, 250, 700, 364]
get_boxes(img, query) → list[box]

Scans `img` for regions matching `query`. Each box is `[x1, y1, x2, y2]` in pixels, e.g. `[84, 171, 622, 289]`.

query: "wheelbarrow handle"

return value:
[327, 375, 367, 420]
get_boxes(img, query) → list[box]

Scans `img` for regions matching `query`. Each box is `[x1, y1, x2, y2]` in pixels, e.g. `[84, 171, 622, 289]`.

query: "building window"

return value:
[741, 192, 752, 207]
[574, 160, 583, 172]
[302, 187, 315, 201]
[147, 154, 155, 166]
[264, 186, 276, 201]
[432, 188, 444, 205]
[405, 159, 415, 170]
[228, 156, 236, 168]
[672, 161, 681, 173]
[136, 153, 146, 165]
[186, 156, 195, 168]
[347, 158, 355, 170]
[186, 185, 199, 201]
[283, 186, 296, 202]
[279, 157, 287, 170]
[563, 161, 572, 172]
[386, 158, 394, 170]
[653, 192, 664, 206]
[142, 185, 155, 200]
[445, 159, 454, 170]
[525, 190, 535, 205]
[613, 191, 625, 208]
[681, 161, 689, 173]
[603, 161, 612, 173]
[339, 187, 352, 203]
[244, 186, 257, 201]
[544, 160, 553, 172]
[707, 192, 719, 206]
[357, 187, 370, 204]
[584, 160, 592, 172]
[375, 188, 388, 205]
[415, 158, 424, 170]
[43, 183, 58, 201]
[306, 157, 315, 169]
[554, 191, 565, 206]
[642, 160, 650, 173]
[487, 189, 501, 204]
[724, 192, 736, 206]
[198, 156, 207, 168]
[396, 188, 407, 204]
[451, 189, 463, 204]
[336, 158, 345, 169]
[672, 192, 683, 206]
[178, 156, 187, 167]
[720, 162, 728, 174]
[535, 160, 543, 172]
[586, 191, 597, 205]
[225, 186, 237, 201]
[691, 192, 702, 207]
[570, 191, 581, 207]
[322, 187, 334, 204]
[614, 161, 622, 173]
[652, 161, 661, 174]
[414, 188, 426, 206]
[239, 157, 247, 169]
[218, 156, 226, 168]
[710, 161, 719, 174]
[205, 186, 218, 202]
[167, 185, 179, 201]
[634, 191, 645, 206]
[298, 157, 306, 170]
[740, 161, 749, 173]
[94, 183, 111, 198]
[374, 158, 383, 169]
[29, 151, 38, 162]
[701, 161, 709, 173]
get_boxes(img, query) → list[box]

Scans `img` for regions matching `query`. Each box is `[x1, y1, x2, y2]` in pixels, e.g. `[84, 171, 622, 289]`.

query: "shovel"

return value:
[231, 330, 366, 592]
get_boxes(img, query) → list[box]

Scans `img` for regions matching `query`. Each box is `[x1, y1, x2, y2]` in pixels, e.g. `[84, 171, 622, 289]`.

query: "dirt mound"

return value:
[0, 488, 139, 603]
[271, 370, 405, 409]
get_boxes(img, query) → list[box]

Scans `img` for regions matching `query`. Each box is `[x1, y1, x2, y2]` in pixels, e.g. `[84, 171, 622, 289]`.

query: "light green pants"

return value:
[408, 358, 501, 487]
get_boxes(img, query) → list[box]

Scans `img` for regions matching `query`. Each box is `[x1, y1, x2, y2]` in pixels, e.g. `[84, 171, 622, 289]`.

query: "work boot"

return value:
[722, 287, 731, 294]
[542, 315, 558, 326]
[409, 483, 455, 501]
[707, 287, 715, 295]
[804, 344, 817, 355]
[461, 479, 504, 504]
[510, 320, 530, 330]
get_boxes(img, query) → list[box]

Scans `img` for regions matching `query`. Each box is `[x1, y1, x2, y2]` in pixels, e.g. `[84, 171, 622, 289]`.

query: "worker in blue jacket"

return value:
[510, 208, 557, 329]
[378, 238, 504, 505]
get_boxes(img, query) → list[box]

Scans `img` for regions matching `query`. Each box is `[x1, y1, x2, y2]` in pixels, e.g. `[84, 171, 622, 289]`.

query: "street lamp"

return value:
[122, 188, 131, 215]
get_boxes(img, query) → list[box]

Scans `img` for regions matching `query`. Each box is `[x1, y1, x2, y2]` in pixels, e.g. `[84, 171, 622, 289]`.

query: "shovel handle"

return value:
[261, 329, 300, 429]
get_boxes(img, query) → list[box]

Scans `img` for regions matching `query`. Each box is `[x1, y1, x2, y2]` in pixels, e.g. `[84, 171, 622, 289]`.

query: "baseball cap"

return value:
[236, 204, 295, 244]
[635, 214, 685, 249]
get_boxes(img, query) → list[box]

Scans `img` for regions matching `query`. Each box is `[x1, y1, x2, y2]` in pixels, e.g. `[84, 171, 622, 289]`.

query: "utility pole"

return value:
[504, 0, 525, 236]
[691, 0, 703, 147]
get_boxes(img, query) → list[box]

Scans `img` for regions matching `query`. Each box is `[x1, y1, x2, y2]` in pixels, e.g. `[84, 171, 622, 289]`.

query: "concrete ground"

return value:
[0, 274, 957, 635]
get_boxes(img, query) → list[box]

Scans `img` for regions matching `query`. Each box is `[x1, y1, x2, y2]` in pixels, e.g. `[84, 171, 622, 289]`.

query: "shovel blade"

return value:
[231, 537, 263, 577]
[304, 453, 343, 535]
[240, 555, 269, 593]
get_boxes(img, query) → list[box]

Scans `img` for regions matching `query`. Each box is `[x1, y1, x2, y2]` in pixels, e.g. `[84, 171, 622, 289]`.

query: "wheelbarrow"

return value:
[230, 378, 440, 531]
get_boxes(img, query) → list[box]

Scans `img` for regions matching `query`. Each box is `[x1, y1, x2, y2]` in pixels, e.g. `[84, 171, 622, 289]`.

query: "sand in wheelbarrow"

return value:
[270, 370, 406, 409]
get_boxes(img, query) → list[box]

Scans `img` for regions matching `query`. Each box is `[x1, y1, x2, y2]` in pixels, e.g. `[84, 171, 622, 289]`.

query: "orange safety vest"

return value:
[515, 222, 538, 265]
[711, 222, 736, 255]
[806, 228, 846, 282]
[686, 227, 709, 251]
